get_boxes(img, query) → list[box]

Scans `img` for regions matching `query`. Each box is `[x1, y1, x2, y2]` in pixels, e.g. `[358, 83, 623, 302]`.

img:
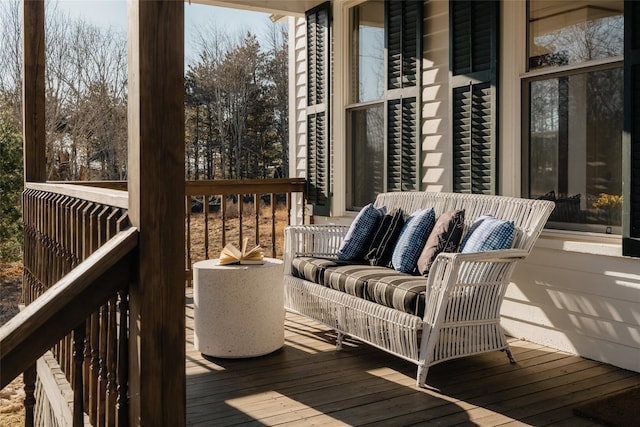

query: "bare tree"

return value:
[44, 9, 128, 180]
[0, 0, 24, 123]
[186, 20, 288, 181]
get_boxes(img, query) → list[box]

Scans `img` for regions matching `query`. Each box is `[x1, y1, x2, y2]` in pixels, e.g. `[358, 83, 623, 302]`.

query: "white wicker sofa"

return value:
[283, 191, 554, 387]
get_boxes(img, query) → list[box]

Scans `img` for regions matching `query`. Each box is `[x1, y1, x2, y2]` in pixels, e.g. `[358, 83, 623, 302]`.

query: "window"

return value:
[347, 0, 385, 209]
[523, 0, 624, 233]
[346, 0, 421, 210]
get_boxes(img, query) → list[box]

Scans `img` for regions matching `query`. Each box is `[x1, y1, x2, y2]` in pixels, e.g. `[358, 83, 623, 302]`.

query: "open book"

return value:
[219, 238, 265, 265]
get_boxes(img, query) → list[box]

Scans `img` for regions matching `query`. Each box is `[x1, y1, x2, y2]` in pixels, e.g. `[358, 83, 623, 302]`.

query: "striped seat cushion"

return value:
[322, 264, 396, 299]
[291, 256, 427, 317]
[365, 273, 427, 317]
[290, 257, 343, 283]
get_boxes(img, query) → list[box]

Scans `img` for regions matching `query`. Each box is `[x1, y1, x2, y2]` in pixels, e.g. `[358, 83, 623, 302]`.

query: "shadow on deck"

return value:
[185, 294, 639, 426]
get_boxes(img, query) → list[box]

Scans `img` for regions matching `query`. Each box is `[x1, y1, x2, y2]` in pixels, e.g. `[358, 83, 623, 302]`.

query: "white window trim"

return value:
[331, 0, 351, 217]
[500, 0, 527, 197]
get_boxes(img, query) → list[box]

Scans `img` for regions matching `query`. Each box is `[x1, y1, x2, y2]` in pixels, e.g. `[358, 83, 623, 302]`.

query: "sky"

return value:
[55, 0, 275, 65]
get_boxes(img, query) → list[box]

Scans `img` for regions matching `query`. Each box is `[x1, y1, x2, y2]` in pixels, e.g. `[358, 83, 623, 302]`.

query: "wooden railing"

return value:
[3, 183, 135, 427]
[2, 178, 305, 425]
[184, 178, 306, 280]
[68, 179, 307, 282]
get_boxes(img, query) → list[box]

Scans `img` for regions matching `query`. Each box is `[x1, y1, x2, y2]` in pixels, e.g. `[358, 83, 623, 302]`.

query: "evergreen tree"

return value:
[0, 105, 23, 262]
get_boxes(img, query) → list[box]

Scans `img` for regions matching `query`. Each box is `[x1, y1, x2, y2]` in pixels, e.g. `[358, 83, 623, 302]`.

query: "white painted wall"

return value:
[506, 236, 640, 373]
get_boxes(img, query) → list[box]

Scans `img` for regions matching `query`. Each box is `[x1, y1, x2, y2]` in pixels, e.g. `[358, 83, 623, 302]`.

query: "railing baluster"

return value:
[73, 322, 86, 427]
[98, 303, 108, 427]
[271, 193, 276, 257]
[238, 193, 243, 246]
[255, 193, 260, 247]
[185, 196, 192, 282]
[63, 335, 70, 382]
[89, 311, 100, 425]
[117, 290, 129, 427]
[84, 320, 91, 413]
[204, 196, 210, 259]
[221, 196, 227, 248]
[24, 363, 36, 427]
[106, 298, 118, 427]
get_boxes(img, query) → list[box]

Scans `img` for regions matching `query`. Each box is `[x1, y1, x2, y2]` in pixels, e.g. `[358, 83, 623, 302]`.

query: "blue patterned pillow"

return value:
[391, 208, 436, 273]
[460, 215, 515, 253]
[338, 204, 387, 261]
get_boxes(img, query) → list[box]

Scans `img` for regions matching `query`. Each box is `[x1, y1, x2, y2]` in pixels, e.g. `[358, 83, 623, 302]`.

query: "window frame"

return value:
[521, 0, 625, 235]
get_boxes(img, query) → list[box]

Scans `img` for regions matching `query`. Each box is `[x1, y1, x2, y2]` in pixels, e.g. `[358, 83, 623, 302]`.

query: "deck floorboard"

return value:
[185, 294, 639, 426]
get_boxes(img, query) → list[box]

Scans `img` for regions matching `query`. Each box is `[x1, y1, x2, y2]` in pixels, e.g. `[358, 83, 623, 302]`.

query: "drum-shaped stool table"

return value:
[193, 258, 284, 358]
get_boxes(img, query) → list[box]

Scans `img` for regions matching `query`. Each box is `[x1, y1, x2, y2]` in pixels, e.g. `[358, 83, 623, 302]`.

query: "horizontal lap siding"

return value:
[291, 16, 307, 225]
[504, 248, 640, 373]
[421, 0, 450, 192]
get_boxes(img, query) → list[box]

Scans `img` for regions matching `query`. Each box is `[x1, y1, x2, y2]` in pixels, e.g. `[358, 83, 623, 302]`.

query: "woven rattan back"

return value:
[373, 192, 555, 253]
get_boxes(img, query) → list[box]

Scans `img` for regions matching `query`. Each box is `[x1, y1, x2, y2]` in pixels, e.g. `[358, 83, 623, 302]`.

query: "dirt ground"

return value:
[0, 262, 25, 427]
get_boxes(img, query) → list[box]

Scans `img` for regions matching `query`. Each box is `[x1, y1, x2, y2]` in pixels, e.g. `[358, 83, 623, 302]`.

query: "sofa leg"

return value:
[416, 365, 428, 388]
[505, 347, 516, 364]
[336, 332, 344, 351]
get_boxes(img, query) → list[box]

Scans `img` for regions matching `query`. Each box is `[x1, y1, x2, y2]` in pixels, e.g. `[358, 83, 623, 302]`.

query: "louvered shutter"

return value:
[306, 3, 331, 216]
[385, 0, 421, 193]
[623, 0, 640, 256]
[450, 0, 498, 194]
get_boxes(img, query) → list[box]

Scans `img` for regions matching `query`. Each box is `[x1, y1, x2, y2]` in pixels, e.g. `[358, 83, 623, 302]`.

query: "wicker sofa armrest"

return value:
[422, 249, 529, 324]
[283, 225, 350, 274]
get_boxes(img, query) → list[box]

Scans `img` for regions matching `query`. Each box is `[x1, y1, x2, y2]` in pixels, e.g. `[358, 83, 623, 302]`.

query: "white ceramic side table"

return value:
[193, 257, 284, 358]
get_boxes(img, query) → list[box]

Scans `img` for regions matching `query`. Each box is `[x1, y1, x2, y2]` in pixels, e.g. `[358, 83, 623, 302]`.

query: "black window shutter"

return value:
[306, 3, 331, 216]
[623, 0, 640, 256]
[385, 0, 422, 193]
[450, 0, 498, 194]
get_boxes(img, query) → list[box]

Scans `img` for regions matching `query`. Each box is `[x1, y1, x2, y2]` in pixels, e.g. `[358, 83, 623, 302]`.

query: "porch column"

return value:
[22, 0, 46, 182]
[127, 1, 185, 426]
[21, 3, 45, 425]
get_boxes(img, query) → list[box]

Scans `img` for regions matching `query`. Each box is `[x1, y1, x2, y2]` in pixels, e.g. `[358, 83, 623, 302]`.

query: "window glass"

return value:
[529, 67, 623, 229]
[351, 0, 384, 103]
[350, 106, 384, 209]
[348, 0, 385, 210]
[529, 0, 623, 70]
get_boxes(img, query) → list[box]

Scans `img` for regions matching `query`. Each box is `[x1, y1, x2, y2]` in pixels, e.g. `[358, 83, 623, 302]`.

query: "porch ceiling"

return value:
[190, 0, 324, 17]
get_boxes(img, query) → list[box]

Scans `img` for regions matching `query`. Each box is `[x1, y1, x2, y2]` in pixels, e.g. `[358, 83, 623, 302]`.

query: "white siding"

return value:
[421, 0, 450, 192]
[288, 16, 307, 225]
[504, 245, 640, 373]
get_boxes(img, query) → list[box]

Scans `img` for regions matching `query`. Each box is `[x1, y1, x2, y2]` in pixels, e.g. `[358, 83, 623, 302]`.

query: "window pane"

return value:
[529, 67, 623, 229]
[351, 0, 384, 103]
[529, 0, 623, 70]
[350, 106, 384, 209]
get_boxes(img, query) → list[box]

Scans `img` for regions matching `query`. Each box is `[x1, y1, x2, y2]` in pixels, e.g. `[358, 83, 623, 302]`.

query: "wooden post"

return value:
[127, 1, 186, 426]
[22, 0, 46, 182]
[22, 3, 45, 426]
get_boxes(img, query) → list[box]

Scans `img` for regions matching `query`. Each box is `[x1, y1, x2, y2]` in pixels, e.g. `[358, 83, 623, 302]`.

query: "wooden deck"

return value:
[185, 294, 639, 426]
